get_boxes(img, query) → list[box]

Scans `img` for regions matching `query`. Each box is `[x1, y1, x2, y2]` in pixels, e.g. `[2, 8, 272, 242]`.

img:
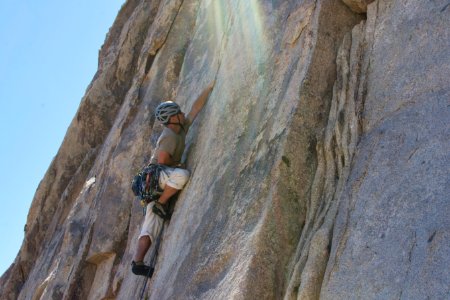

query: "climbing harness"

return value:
[139, 222, 165, 300]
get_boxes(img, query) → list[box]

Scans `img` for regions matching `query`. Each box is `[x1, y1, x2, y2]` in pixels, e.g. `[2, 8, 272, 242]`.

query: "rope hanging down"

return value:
[139, 222, 165, 300]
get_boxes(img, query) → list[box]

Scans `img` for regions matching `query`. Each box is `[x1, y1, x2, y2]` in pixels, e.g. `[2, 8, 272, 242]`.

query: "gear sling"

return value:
[131, 164, 165, 208]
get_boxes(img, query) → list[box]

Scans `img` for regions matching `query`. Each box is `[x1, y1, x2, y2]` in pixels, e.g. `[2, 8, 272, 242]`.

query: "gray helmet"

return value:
[155, 101, 181, 124]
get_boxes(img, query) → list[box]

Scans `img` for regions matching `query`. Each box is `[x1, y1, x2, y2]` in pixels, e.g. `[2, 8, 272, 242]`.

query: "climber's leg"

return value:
[134, 235, 151, 262]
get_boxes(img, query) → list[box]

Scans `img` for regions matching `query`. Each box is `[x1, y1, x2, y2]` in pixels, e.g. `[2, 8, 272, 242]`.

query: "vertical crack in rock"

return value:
[143, 0, 186, 56]
[284, 14, 368, 299]
[145, 53, 157, 74]
[318, 2, 381, 290]
[321, 0, 450, 298]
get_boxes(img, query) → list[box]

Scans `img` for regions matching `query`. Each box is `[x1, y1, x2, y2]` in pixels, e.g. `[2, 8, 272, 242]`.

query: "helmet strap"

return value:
[177, 115, 185, 132]
[166, 114, 185, 132]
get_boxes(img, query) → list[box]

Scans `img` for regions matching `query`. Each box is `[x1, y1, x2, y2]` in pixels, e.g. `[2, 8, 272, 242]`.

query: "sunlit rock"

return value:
[1, 0, 448, 299]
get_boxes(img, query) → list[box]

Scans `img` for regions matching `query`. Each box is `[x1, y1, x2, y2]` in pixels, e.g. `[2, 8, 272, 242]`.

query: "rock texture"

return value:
[321, 1, 450, 298]
[1, 0, 449, 299]
[342, 0, 375, 13]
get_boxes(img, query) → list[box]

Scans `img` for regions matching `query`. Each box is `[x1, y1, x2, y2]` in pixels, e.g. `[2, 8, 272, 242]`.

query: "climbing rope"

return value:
[139, 222, 165, 300]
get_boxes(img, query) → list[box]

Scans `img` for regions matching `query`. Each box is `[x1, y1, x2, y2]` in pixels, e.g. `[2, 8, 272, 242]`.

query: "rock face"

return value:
[342, 0, 375, 13]
[321, 1, 450, 298]
[1, 0, 448, 299]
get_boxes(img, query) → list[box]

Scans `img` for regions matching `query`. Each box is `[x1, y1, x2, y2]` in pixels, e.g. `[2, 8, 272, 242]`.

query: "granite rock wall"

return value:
[1, 0, 448, 299]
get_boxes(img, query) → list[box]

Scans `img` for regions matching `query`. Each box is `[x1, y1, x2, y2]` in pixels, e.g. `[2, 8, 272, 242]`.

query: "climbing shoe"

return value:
[152, 201, 170, 220]
[131, 261, 154, 277]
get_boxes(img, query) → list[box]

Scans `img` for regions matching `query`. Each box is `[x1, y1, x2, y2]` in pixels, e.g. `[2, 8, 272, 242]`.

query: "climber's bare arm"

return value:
[187, 81, 215, 123]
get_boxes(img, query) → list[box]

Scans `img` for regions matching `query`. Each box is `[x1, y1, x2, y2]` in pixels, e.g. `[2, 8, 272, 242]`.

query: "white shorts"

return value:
[139, 202, 164, 242]
[138, 167, 190, 241]
[159, 167, 190, 190]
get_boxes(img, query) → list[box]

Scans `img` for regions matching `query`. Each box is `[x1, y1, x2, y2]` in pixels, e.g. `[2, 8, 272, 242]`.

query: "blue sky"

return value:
[0, 0, 124, 275]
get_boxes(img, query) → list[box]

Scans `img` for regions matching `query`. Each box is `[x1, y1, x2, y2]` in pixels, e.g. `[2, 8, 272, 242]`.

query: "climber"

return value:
[131, 82, 215, 276]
